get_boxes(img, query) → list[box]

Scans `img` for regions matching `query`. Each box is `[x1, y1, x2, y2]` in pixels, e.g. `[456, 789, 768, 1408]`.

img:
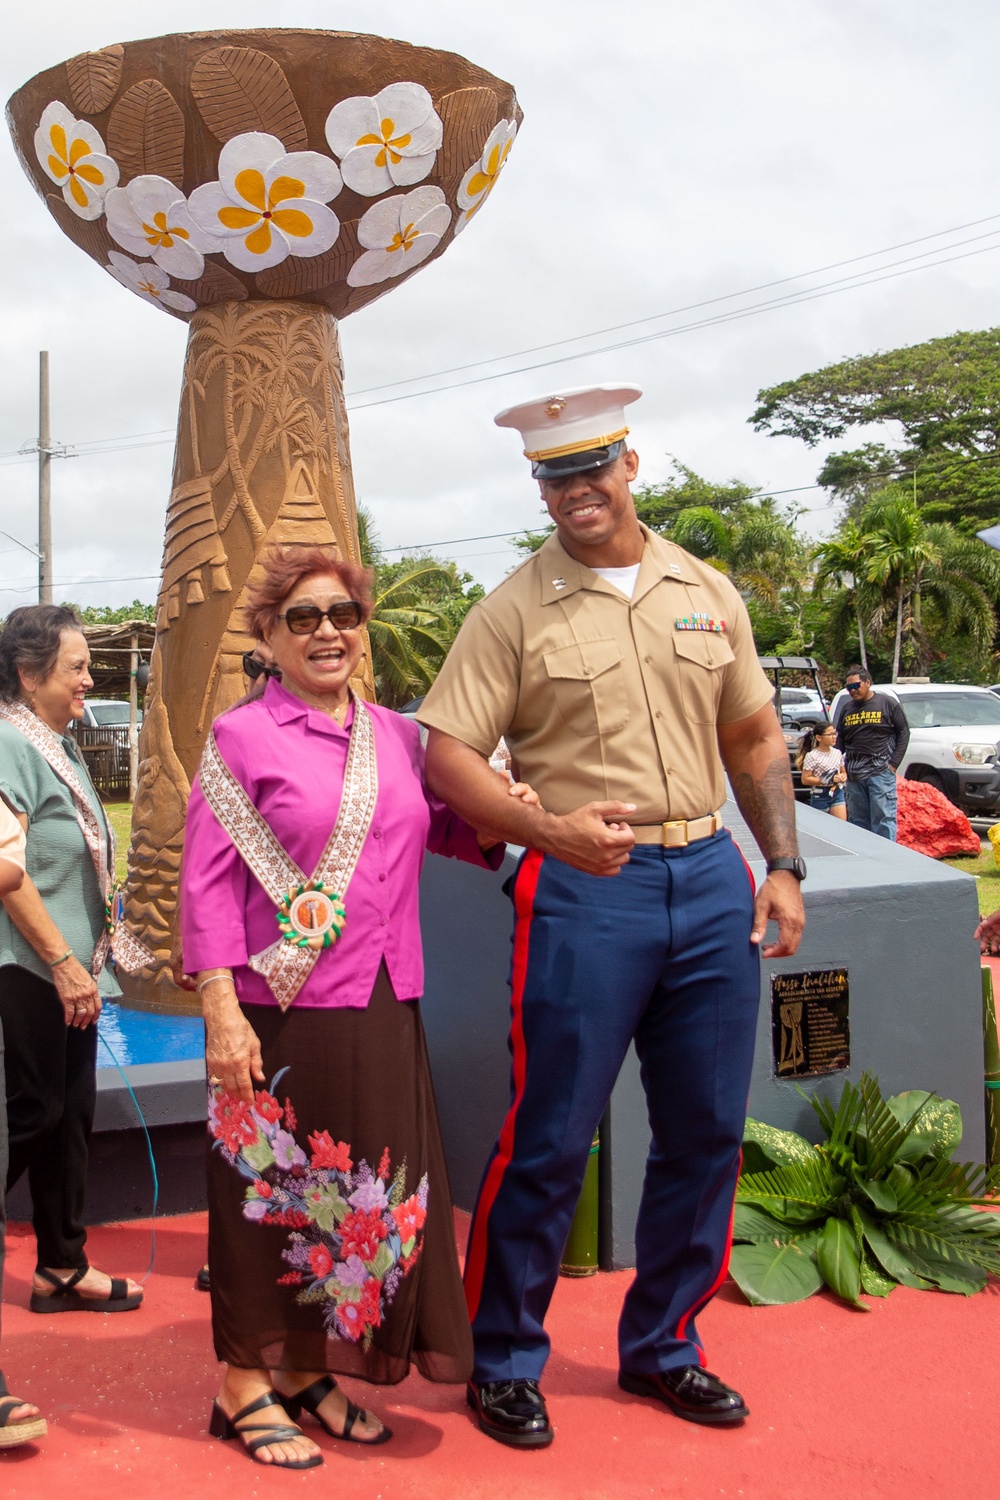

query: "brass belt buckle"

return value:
[660, 819, 689, 847]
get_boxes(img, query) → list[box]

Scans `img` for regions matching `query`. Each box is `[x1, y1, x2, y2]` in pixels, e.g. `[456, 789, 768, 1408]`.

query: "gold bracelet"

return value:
[48, 949, 73, 968]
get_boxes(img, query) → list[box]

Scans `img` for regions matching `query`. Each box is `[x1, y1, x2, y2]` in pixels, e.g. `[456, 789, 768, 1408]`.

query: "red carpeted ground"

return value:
[0, 1207, 994, 1500]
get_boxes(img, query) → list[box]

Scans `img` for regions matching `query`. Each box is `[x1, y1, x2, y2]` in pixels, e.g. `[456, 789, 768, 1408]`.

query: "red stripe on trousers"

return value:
[674, 1150, 742, 1366]
[464, 848, 545, 1323]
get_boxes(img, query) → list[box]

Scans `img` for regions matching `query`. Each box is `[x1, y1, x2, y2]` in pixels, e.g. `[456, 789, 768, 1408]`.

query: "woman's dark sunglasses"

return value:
[241, 652, 280, 682]
[278, 601, 364, 635]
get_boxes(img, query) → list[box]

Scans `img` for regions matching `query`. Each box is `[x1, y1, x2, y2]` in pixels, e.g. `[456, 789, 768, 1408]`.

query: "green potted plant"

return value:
[731, 1073, 1000, 1308]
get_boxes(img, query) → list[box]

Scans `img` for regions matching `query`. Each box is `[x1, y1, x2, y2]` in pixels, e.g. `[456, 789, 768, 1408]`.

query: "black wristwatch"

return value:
[767, 857, 807, 881]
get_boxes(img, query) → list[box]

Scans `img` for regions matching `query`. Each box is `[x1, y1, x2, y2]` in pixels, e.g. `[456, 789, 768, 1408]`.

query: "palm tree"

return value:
[811, 521, 875, 670]
[366, 560, 457, 710]
[853, 488, 1000, 679]
[669, 499, 802, 608]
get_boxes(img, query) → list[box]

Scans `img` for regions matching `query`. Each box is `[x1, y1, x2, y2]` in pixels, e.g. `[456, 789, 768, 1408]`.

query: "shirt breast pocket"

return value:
[543, 638, 630, 736]
[672, 631, 735, 724]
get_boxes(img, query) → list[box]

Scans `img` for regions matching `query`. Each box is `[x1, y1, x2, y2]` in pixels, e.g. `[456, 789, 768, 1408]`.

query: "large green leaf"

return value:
[859, 1248, 896, 1298]
[729, 1242, 823, 1306]
[855, 1206, 931, 1288]
[856, 1175, 897, 1212]
[742, 1118, 817, 1171]
[887, 1091, 963, 1161]
[816, 1218, 865, 1307]
[732, 1204, 795, 1244]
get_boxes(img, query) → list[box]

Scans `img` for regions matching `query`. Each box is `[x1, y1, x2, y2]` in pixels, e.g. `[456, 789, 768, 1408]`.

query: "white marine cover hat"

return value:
[494, 383, 642, 478]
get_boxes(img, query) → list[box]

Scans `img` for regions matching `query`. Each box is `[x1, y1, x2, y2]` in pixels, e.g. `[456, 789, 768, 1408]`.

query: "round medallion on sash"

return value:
[277, 881, 347, 950]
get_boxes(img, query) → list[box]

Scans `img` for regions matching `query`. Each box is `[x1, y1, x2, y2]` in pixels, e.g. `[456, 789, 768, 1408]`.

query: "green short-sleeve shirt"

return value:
[0, 718, 121, 996]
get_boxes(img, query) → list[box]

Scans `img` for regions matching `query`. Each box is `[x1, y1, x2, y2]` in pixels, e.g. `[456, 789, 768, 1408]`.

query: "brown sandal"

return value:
[0, 1372, 47, 1448]
[29, 1264, 143, 1313]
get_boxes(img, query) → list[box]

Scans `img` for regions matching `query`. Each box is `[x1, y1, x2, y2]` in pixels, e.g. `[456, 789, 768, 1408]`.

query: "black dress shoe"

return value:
[194, 1265, 211, 1293]
[467, 1379, 554, 1448]
[618, 1366, 748, 1426]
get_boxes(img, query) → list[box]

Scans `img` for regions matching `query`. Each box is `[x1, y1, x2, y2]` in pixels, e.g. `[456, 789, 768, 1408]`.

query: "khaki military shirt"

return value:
[418, 525, 773, 821]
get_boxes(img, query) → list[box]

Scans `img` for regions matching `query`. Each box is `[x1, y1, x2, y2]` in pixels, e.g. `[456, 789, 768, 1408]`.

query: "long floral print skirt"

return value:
[207, 964, 473, 1385]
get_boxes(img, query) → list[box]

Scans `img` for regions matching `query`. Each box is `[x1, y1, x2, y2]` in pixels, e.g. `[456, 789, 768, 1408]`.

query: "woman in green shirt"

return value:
[0, 604, 142, 1313]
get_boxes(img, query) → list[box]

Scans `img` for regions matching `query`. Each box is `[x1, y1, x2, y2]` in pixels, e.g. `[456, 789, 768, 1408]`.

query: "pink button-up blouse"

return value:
[181, 678, 503, 1008]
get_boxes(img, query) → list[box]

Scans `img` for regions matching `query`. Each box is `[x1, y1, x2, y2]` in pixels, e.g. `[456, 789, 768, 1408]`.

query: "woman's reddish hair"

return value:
[246, 546, 374, 640]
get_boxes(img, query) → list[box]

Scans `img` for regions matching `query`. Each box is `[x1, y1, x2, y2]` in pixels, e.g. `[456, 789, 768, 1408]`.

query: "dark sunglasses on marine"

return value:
[278, 601, 364, 634]
[845, 680, 863, 692]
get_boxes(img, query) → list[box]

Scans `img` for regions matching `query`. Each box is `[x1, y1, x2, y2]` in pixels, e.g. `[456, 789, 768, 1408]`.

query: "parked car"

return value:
[70, 699, 142, 793]
[829, 682, 1000, 816]
[777, 686, 831, 731]
[77, 698, 143, 728]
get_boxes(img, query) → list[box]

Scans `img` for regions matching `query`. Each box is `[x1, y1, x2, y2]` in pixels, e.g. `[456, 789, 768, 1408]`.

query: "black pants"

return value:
[0, 965, 96, 1268]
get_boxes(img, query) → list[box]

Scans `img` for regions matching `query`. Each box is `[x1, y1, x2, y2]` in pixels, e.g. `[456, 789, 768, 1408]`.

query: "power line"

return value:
[2, 212, 1000, 466]
[346, 211, 1000, 398]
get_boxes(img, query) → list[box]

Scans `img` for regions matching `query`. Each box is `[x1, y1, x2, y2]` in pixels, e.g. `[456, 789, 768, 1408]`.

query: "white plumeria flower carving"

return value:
[106, 251, 197, 313]
[455, 119, 518, 234]
[188, 133, 342, 273]
[105, 176, 219, 281]
[33, 100, 119, 221]
[347, 186, 452, 287]
[325, 83, 443, 196]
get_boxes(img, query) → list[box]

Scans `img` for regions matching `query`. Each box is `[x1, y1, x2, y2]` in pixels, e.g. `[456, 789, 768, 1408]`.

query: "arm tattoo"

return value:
[729, 753, 799, 862]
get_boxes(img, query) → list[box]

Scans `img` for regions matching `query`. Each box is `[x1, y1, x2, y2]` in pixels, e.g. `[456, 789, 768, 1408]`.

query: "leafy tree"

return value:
[64, 599, 156, 624]
[750, 328, 1000, 533]
[632, 459, 763, 533]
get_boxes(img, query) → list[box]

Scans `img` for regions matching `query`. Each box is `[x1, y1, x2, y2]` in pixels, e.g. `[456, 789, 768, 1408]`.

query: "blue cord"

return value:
[98, 1032, 159, 1283]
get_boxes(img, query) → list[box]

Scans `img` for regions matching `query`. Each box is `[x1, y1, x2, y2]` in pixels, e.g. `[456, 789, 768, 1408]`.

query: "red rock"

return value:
[896, 777, 981, 858]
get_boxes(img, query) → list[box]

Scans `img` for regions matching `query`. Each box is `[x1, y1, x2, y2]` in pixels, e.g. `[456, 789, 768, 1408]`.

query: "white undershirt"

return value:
[592, 563, 641, 598]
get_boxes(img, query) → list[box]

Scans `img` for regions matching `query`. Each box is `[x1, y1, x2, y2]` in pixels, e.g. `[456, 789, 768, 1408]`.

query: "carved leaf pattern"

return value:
[190, 47, 308, 148]
[255, 221, 361, 299]
[435, 88, 500, 178]
[65, 45, 125, 115]
[173, 261, 249, 305]
[108, 80, 186, 185]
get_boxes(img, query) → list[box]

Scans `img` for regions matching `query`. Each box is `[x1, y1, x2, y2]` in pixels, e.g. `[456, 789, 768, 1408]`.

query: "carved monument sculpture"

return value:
[7, 30, 521, 1011]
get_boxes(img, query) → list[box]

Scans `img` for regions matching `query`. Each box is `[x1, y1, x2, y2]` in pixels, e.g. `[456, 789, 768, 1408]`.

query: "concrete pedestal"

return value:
[418, 801, 984, 1270]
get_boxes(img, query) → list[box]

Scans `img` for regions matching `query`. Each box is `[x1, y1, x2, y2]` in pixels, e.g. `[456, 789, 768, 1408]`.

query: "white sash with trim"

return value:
[0, 700, 155, 976]
[197, 692, 379, 1011]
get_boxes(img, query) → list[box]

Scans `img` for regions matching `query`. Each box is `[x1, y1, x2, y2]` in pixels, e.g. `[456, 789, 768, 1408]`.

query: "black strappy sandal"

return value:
[209, 1391, 323, 1469]
[0, 1372, 47, 1448]
[29, 1265, 143, 1313]
[283, 1375, 393, 1445]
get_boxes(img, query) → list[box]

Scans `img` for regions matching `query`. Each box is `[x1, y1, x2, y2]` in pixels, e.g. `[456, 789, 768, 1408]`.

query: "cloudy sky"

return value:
[2, 0, 999, 612]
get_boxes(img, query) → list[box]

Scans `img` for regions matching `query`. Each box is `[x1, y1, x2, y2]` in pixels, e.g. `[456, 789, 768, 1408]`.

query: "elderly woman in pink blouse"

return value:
[182, 546, 528, 1471]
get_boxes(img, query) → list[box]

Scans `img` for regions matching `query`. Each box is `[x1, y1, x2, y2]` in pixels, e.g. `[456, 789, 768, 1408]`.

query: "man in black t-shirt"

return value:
[834, 665, 910, 840]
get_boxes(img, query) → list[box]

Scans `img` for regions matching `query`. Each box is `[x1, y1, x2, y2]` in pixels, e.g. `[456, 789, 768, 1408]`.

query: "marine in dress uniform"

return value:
[419, 385, 805, 1447]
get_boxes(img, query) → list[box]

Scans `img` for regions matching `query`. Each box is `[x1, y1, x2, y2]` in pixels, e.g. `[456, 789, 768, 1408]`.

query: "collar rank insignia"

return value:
[675, 612, 726, 633]
[669, 562, 682, 574]
[552, 577, 567, 590]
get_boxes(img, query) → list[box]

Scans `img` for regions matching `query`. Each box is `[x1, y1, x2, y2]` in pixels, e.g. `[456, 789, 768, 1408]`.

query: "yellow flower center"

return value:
[142, 210, 191, 249]
[46, 122, 105, 207]
[357, 117, 413, 169]
[138, 279, 161, 297]
[464, 137, 514, 219]
[386, 222, 419, 254]
[218, 171, 313, 254]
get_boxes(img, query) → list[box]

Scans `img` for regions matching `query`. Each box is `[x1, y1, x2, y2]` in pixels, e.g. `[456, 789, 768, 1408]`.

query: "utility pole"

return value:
[38, 350, 51, 604]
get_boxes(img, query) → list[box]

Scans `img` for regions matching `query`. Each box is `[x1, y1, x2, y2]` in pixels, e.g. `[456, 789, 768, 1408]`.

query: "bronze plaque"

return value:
[771, 968, 850, 1078]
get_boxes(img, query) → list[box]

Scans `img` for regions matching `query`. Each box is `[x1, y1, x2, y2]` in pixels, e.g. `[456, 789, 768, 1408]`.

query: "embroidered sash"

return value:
[197, 692, 379, 1011]
[0, 700, 155, 976]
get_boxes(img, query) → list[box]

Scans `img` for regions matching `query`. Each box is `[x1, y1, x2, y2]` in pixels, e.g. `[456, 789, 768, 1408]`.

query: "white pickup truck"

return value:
[829, 681, 1000, 817]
